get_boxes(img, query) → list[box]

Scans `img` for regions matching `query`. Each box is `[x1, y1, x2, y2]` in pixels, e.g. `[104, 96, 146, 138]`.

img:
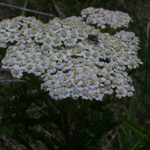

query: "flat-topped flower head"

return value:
[0, 8, 142, 101]
[81, 7, 132, 29]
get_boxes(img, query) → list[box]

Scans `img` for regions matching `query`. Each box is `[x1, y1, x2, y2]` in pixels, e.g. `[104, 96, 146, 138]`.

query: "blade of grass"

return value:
[116, 128, 123, 149]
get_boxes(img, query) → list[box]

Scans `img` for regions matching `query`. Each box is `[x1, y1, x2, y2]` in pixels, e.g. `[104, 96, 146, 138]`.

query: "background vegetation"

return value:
[0, 0, 150, 149]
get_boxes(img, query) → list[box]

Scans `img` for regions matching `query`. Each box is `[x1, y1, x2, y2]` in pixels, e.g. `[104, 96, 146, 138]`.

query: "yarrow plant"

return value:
[0, 7, 143, 101]
[1, 7, 147, 150]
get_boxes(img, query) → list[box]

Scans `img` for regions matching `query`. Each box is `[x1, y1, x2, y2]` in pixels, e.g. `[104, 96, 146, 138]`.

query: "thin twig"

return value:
[105, 130, 116, 148]
[0, 2, 55, 17]
[0, 79, 26, 83]
[53, 2, 66, 18]
[22, 0, 28, 16]
[0, 69, 10, 72]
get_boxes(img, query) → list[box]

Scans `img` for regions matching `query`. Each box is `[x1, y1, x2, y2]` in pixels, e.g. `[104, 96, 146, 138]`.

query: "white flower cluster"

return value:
[0, 8, 142, 100]
[81, 7, 132, 29]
